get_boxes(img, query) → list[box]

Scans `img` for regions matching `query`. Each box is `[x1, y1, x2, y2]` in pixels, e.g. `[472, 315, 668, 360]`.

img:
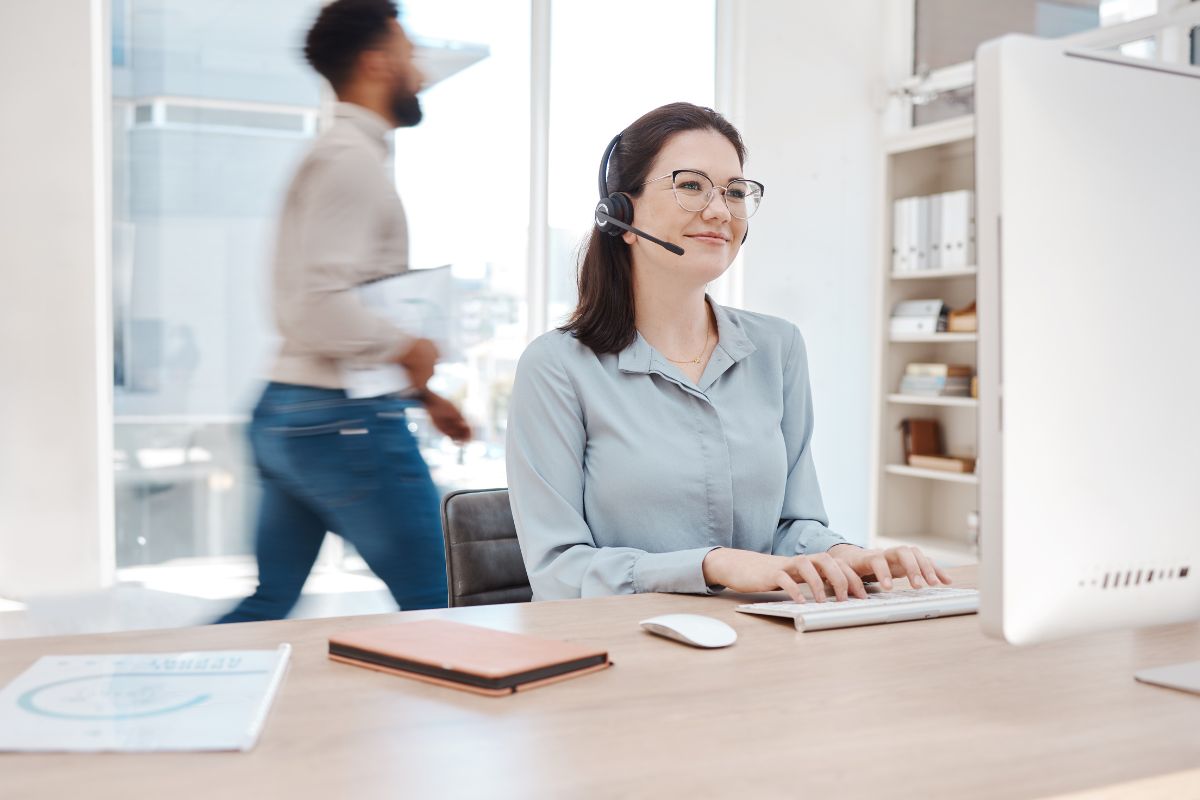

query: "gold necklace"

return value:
[662, 327, 713, 365]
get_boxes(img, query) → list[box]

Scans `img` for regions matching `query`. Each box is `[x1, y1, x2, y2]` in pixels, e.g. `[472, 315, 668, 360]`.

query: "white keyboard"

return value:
[736, 586, 979, 632]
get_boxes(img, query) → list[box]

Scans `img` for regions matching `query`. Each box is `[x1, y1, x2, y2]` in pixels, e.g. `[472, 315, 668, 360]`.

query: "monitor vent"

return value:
[1079, 565, 1190, 590]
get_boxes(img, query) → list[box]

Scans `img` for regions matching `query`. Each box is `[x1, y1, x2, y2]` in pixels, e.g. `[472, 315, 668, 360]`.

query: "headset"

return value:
[593, 133, 748, 256]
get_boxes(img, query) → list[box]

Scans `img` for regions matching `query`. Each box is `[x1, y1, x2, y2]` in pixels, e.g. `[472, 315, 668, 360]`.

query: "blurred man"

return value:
[217, 0, 469, 623]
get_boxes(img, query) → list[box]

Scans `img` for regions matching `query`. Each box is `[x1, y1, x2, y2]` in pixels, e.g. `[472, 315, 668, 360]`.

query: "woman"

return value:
[507, 102, 950, 602]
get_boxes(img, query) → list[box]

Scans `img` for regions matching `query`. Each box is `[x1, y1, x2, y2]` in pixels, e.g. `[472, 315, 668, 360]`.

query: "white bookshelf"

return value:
[891, 266, 977, 281]
[886, 394, 978, 408]
[890, 332, 978, 343]
[883, 465, 979, 485]
[883, 115, 975, 155]
[869, 115, 979, 567]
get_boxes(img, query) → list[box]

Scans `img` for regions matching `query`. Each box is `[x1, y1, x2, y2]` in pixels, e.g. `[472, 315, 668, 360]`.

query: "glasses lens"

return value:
[671, 170, 714, 212]
[725, 180, 763, 219]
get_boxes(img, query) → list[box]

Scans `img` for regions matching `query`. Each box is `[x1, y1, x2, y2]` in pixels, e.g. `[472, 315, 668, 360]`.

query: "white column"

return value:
[0, 0, 114, 596]
[710, 0, 748, 309]
[526, 0, 551, 340]
[737, 0, 886, 544]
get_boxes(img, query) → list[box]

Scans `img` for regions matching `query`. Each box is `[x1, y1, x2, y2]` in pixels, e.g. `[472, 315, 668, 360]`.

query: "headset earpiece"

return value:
[597, 191, 633, 237]
[595, 134, 633, 236]
[593, 131, 686, 256]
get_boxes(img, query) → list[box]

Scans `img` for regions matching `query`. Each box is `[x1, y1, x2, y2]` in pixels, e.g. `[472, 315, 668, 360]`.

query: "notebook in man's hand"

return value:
[328, 620, 611, 696]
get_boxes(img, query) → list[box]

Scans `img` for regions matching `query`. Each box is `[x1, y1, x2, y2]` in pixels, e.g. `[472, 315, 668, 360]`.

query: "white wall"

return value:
[0, 0, 113, 596]
[739, 0, 885, 544]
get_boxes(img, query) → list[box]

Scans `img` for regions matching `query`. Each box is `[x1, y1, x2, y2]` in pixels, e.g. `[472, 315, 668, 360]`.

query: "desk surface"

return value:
[3, 566, 1199, 800]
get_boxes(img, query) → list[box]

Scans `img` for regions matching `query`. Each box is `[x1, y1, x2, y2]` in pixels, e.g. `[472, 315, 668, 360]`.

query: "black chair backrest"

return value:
[440, 488, 532, 607]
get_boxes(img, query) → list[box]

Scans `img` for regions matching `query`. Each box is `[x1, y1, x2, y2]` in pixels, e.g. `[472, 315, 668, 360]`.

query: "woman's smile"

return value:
[684, 230, 730, 246]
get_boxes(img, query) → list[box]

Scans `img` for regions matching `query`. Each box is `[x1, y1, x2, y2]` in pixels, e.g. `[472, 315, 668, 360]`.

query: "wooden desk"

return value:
[3, 567, 1199, 799]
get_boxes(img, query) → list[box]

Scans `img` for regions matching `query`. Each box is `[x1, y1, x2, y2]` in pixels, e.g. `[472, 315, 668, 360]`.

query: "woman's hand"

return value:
[702, 544, 953, 603]
[828, 543, 952, 591]
[702, 548, 869, 603]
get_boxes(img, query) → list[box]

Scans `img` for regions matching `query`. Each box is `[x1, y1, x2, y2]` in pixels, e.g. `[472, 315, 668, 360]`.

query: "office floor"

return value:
[0, 562, 397, 640]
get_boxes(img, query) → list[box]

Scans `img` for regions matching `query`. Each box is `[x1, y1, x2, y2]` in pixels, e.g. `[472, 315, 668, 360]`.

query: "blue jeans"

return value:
[215, 383, 448, 623]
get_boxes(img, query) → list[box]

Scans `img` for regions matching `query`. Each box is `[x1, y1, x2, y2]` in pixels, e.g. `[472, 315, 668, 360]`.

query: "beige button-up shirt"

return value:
[268, 102, 413, 389]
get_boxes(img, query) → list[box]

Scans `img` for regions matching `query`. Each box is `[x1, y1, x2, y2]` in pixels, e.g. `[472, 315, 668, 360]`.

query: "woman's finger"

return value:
[838, 559, 868, 599]
[813, 554, 849, 601]
[914, 548, 941, 586]
[892, 547, 925, 588]
[792, 558, 828, 603]
[870, 555, 894, 591]
[777, 570, 805, 603]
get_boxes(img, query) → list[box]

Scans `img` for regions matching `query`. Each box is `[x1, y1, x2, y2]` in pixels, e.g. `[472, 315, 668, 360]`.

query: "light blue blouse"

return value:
[506, 299, 850, 600]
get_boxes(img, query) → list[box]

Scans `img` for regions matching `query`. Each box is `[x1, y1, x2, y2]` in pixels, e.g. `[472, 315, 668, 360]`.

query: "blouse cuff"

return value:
[797, 526, 850, 556]
[632, 547, 722, 595]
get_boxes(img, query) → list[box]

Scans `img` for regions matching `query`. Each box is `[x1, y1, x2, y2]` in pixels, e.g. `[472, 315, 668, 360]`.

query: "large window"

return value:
[111, 2, 716, 577]
[393, 0, 530, 492]
[112, 0, 324, 568]
[546, 0, 716, 326]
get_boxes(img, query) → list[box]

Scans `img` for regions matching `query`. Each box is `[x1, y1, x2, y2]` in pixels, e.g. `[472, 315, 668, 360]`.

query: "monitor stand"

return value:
[1134, 660, 1200, 696]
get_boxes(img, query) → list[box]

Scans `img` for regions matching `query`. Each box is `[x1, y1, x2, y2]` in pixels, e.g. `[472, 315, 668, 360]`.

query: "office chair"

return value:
[440, 488, 532, 607]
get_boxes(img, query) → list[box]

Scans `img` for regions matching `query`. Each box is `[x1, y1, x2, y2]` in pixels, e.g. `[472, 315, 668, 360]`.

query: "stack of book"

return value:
[901, 417, 976, 474]
[908, 453, 977, 473]
[899, 363, 973, 397]
[892, 189, 976, 274]
[890, 299, 947, 337]
[947, 300, 977, 333]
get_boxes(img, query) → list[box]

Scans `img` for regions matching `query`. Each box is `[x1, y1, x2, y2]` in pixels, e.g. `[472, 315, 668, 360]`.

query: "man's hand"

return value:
[422, 390, 471, 444]
[396, 338, 438, 391]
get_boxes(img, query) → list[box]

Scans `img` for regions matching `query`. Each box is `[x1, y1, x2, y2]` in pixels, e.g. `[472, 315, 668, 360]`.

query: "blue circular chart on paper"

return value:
[18, 673, 212, 720]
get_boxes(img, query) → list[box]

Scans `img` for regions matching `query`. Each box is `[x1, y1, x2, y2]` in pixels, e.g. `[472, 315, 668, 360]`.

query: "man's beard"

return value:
[391, 91, 423, 128]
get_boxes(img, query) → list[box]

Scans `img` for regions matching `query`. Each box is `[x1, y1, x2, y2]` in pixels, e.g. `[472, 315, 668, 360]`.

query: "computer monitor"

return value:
[975, 36, 1200, 666]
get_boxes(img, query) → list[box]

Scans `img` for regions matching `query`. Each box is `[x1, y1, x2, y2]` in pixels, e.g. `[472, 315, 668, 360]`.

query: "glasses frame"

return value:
[640, 169, 766, 220]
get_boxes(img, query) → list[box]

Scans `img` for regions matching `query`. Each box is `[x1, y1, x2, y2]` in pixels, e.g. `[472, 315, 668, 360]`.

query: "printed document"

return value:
[341, 265, 455, 398]
[0, 645, 291, 752]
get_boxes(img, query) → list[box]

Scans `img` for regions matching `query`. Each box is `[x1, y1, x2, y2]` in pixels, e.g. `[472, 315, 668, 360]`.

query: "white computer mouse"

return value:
[639, 614, 737, 648]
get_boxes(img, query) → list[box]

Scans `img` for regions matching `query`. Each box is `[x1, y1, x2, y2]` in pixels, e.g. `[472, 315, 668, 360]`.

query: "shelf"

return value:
[884, 464, 979, 484]
[886, 394, 978, 408]
[875, 111, 981, 577]
[889, 332, 977, 343]
[891, 266, 977, 281]
[884, 115, 975, 154]
[873, 533, 977, 567]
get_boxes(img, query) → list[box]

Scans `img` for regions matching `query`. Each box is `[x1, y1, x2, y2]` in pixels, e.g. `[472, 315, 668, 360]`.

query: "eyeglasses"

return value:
[641, 169, 765, 219]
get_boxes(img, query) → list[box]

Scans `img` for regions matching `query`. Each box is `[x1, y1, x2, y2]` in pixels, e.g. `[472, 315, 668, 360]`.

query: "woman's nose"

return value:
[702, 188, 733, 221]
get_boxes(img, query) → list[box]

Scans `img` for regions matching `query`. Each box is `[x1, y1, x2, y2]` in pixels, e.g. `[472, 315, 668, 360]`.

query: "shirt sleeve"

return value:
[506, 336, 719, 599]
[276, 149, 413, 364]
[771, 325, 858, 556]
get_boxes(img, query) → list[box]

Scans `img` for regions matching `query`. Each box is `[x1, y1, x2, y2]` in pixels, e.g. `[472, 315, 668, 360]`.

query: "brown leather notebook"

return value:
[328, 620, 611, 697]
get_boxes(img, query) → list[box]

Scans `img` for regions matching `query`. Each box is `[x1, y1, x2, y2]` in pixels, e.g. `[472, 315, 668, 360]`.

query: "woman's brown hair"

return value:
[560, 102, 747, 354]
